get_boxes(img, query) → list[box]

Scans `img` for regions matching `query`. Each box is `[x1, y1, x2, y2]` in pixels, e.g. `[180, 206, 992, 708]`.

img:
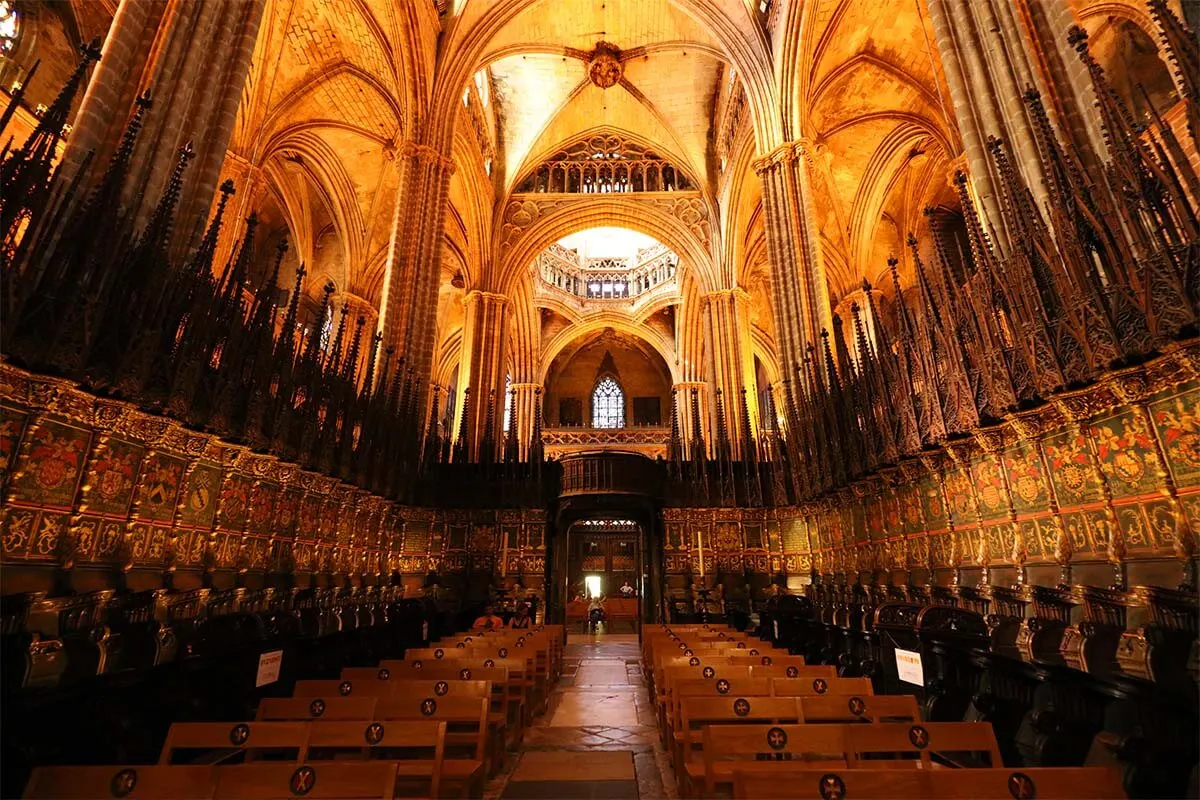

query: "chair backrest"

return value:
[847, 722, 1003, 768]
[679, 697, 803, 765]
[159, 721, 311, 765]
[304, 719, 445, 797]
[24, 765, 217, 799]
[340, 666, 396, 682]
[374, 662, 510, 685]
[374, 695, 489, 760]
[729, 653, 804, 668]
[383, 679, 492, 700]
[800, 694, 920, 724]
[257, 696, 377, 722]
[292, 679, 390, 699]
[770, 676, 874, 697]
[927, 766, 1126, 799]
[750, 664, 835, 681]
[732, 767, 931, 799]
[211, 761, 400, 799]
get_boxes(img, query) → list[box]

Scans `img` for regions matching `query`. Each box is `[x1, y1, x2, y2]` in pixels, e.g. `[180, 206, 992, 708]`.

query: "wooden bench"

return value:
[675, 696, 805, 786]
[257, 696, 377, 722]
[158, 721, 311, 765]
[373, 694, 489, 796]
[211, 761, 403, 799]
[799, 694, 920, 724]
[303, 720, 446, 797]
[730, 766, 1127, 799]
[846, 721, 1002, 768]
[24, 765, 217, 799]
[696, 724, 850, 798]
[769, 676, 874, 698]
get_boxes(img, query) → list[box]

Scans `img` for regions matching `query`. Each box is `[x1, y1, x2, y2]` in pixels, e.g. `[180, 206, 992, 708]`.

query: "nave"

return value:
[21, 621, 1128, 799]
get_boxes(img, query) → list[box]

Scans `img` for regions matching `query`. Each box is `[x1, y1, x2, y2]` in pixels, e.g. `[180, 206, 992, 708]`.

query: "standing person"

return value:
[472, 604, 504, 630]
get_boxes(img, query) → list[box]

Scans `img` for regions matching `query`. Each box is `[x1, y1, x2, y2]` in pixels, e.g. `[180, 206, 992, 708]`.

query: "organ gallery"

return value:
[0, 0, 1197, 798]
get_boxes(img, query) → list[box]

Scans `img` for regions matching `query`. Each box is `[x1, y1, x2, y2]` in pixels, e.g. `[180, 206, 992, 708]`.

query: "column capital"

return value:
[462, 289, 510, 306]
[388, 139, 457, 174]
[511, 382, 542, 391]
[752, 138, 818, 174]
[672, 381, 707, 391]
[702, 287, 751, 304]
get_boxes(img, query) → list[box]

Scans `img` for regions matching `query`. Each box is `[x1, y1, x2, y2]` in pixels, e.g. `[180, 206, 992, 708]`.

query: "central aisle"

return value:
[487, 633, 677, 800]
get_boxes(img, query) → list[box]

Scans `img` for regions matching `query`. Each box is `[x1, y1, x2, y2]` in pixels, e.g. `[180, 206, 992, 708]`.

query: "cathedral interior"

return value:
[0, 0, 1198, 797]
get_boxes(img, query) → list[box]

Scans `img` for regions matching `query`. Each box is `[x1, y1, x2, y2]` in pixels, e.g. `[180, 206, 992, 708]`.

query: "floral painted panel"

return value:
[82, 438, 144, 517]
[9, 418, 92, 508]
[217, 474, 254, 529]
[247, 481, 278, 535]
[1148, 386, 1200, 488]
[177, 462, 220, 527]
[971, 454, 1009, 520]
[919, 473, 947, 532]
[133, 452, 186, 523]
[0, 405, 29, 488]
[1089, 409, 1160, 499]
[1040, 430, 1099, 507]
[898, 482, 924, 535]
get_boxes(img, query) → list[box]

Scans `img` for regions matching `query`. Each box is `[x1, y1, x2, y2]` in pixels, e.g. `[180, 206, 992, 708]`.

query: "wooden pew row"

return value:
[731, 766, 1125, 800]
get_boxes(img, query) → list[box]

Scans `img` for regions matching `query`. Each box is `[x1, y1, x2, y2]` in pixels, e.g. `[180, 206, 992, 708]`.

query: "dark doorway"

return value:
[565, 519, 643, 632]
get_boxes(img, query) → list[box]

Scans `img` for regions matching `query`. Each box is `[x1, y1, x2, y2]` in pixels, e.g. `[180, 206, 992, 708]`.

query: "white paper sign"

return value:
[256, 650, 283, 688]
[773, 620, 780, 640]
[894, 648, 924, 686]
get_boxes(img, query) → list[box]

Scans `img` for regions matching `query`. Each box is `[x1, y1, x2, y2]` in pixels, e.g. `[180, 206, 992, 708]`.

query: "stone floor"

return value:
[485, 633, 678, 800]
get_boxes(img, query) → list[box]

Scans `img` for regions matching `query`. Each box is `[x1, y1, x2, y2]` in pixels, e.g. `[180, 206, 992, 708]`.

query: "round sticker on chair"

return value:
[786, 666, 799, 678]
[702, 666, 715, 678]
[908, 725, 930, 750]
[517, 640, 525, 648]
[290, 765, 317, 797]
[484, 659, 495, 667]
[435, 681, 450, 696]
[230, 724, 250, 746]
[309, 699, 326, 718]
[684, 649, 693, 657]
[736, 642, 746, 649]
[434, 648, 444, 659]
[812, 678, 828, 694]
[460, 668, 472, 680]
[689, 656, 701, 667]
[499, 647, 509, 657]
[365, 722, 385, 745]
[338, 681, 352, 696]
[378, 668, 390, 680]
[421, 698, 437, 716]
[465, 636, 473, 643]
[716, 678, 731, 694]
[456, 642, 465, 648]
[848, 697, 866, 717]
[749, 649, 759, 656]
[767, 727, 788, 751]
[718, 632, 726, 639]
[412, 660, 423, 669]
[761, 656, 773, 666]
[733, 698, 751, 717]
[1007, 772, 1036, 799]
[818, 773, 845, 800]
[678, 642, 687, 650]
[110, 768, 137, 798]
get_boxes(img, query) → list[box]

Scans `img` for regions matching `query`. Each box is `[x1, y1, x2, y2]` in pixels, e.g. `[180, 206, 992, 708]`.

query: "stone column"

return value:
[754, 141, 832, 380]
[456, 290, 509, 462]
[378, 141, 455, 419]
[703, 288, 759, 454]
[61, 0, 267, 257]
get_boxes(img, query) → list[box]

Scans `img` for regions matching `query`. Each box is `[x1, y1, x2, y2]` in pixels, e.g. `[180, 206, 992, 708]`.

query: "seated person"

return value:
[472, 604, 505, 630]
[509, 603, 532, 629]
[587, 594, 607, 630]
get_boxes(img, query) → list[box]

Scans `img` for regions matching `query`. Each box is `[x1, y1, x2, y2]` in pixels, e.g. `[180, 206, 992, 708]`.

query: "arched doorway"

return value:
[564, 518, 644, 632]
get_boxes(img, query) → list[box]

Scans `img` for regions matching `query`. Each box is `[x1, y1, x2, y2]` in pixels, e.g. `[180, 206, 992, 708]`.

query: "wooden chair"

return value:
[800, 694, 920, 724]
[211, 761, 401, 799]
[292, 678, 392, 699]
[666, 677, 774, 744]
[377, 661, 525, 745]
[749, 664, 835, 681]
[257, 696, 377, 722]
[847, 721, 1003, 769]
[928, 766, 1126, 798]
[699, 725, 851, 799]
[158, 721, 311, 765]
[732, 767, 930, 799]
[304, 719, 445, 797]
[24, 765, 217, 799]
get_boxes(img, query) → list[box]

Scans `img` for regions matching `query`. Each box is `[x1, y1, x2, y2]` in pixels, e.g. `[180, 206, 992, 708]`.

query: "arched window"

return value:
[0, 1, 19, 54]
[592, 376, 625, 429]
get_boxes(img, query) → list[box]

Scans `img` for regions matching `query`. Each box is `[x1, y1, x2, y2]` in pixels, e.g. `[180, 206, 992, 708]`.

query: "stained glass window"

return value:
[0, 1, 19, 55]
[591, 376, 625, 429]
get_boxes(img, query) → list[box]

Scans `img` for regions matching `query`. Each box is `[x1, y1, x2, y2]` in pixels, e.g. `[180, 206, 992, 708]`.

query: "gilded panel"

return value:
[1002, 442, 1049, 515]
[247, 481, 279, 535]
[0, 404, 30, 487]
[1089, 408, 1160, 499]
[1113, 502, 1155, 554]
[1040, 429, 1098, 507]
[943, 464, 976, 524]
[970, 454, 1008, 520]
[80, 438, 144, 517]
[177, 462, 220, 527]
[274, 487, 302, 540]
[897, 481, 923, 535]
[133, 452, 187, 523]
[781, 516, 807, 553]
[9, 417, 92, 509]
[714, 520, 741, 551]
[217, 473, 254, 530]
[1016, 518, 1043, 562]
[1148, 386, 1200, 488]
[919, 472, 947, 532]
